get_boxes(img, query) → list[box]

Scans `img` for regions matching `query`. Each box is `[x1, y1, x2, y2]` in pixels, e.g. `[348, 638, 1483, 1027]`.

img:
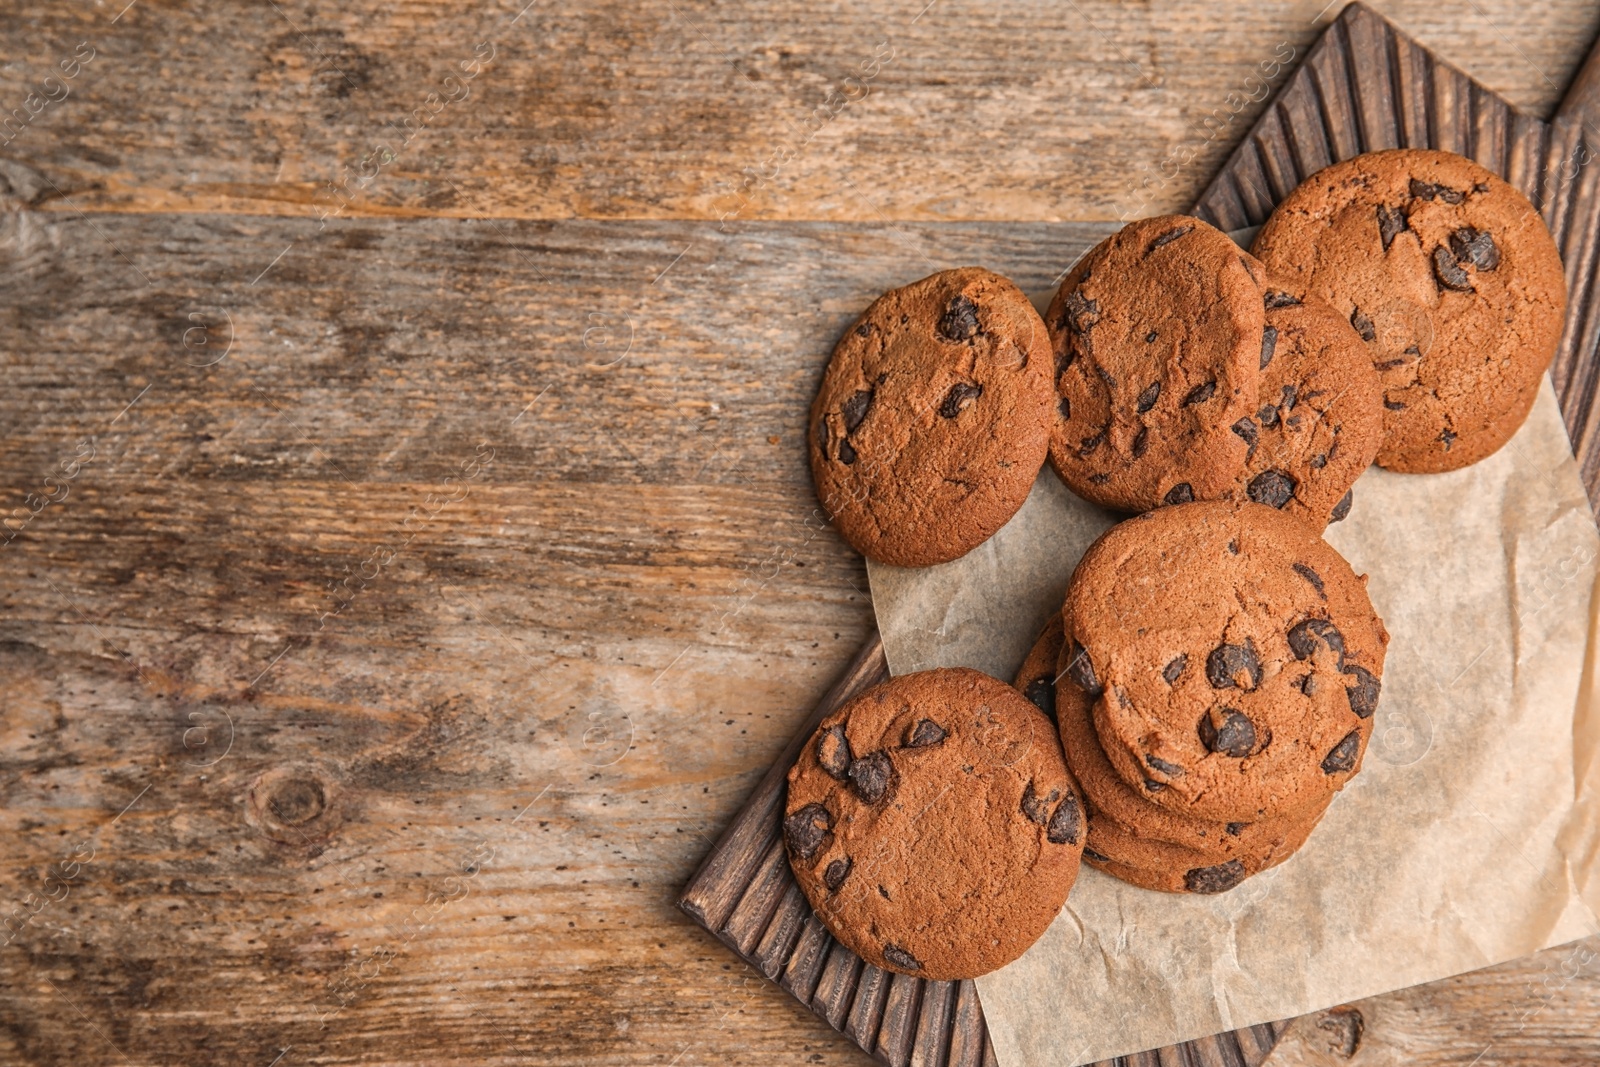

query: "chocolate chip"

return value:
[783, 804, 832, 861]
[1342, 665, 1381, 719]
[1144, 753, 1185, 777]
[1280, 384, 1298, 411]
[1142, 778, 1166, 792]
[1258, 403, 1280, 429]
[878, 885, 891, 900]
[841, 389, 874, 432]
[1450, 227, 1500, 270]
[1136, 380, 1161, 413]
[848, 751, 893, 803]
[1432, 245, 1474, 291]
[854, 322, 871, 337]
[882, 944, 922, 971]
[1300, 673, 1319, 696]
[1021, 780, 1060, 826]
[904, 718, 946, 748]
[1260, 325, 1279, 369]
[1383, 397, 1407, 411]
[1146, 329, 1159, 343]
[1309, 453, 1328, 469]
[1164, 483, 1194, 505]
[1288, 617, 1344, 660]
[1227, 538, 1240, 555]
[1330, 490, 1353, 523]
[838, 439, 858, 464]
[1183, 380, 1217, 405]
[1232, 417, 1259, 460]
[818, 723, 853, 779]
[1225, 822, 1246, 837]
[938, 294, 981, 341]
[1077, 429, 1106, 457]
[1149, 224, 1193, 251]
[939, 381, 983, 418]
[1023, 678, 1056, 720]
[1062, 290, 1100, 334]
[1058, 396, 1072, 420]
[1047, 793, 1083, 845]
[1206, 641, 1262, 690]
[1163, 654, 1187, 684]
[1440, 427, 1457, 450]
[1185, 860, 1246, 894]
[1376, 204, 1409, 250]
[1293, 563, 1326, 597]
[1409, 179, 1463, 203]
[823, 857, 851, 891]
[1321, 730, 1361, 774]
[1350, 308, 1376, 342]
[1264, 290, 1301, 309]
[1065, 642, 1102, 698]
[1083, 846, 1111, 863]
[1247, 470, 1296, 509]
[1132, 425, 1149, 459]
[1199, 708, 1258, 757]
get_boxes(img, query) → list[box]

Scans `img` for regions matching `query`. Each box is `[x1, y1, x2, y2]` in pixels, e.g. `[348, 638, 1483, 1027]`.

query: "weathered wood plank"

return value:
[0, 2, 1593, 224]
[0, 213, 1104, 1066]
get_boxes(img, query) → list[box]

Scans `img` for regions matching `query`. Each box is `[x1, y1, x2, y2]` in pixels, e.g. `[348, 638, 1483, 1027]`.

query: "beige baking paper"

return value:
[867, 380, 1600, 1066]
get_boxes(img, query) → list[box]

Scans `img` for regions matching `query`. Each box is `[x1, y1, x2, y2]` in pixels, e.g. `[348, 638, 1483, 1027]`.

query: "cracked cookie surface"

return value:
[1252, 149, 1565, 473]
[1061, 501, 1388, 823]
[785, 667, 1083, 979]
[1231, 279, 1384, 532]
[809, 267, 1053, 566]
[1046, 215, 1265, 511]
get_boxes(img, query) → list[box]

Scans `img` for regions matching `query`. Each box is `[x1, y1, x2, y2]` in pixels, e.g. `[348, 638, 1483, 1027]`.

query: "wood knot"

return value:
[1313, 1005, 1363, 1058]
[247, 766, 342, 846]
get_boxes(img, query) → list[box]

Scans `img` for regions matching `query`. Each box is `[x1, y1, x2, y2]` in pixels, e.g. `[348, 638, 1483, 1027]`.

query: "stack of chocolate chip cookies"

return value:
[791, 147, 1564, 979]
[1015, 500, 1388, 894]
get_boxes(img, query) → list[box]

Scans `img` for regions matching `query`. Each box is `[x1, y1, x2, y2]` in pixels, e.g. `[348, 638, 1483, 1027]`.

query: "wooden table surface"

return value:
[3, 2, 1600, 1064]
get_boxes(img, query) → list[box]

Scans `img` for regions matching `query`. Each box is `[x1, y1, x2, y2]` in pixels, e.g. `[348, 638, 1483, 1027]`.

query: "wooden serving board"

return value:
[679, 4, 1600, 1064]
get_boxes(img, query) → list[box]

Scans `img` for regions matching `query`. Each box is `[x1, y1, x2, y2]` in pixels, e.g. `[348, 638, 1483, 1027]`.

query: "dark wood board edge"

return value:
[678, 631, 889, 932]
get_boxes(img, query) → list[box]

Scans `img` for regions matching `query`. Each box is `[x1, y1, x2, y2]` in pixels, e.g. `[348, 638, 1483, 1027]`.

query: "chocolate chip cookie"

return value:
[1013, 613, 1065, 722]
[1252, 149, 1566, 473]
[810, 268, 1055, 566]
[1046, 215, 1265, 511]
[1055, 636, 1331, 893]
[1080, 806, 1322, 894]
[785, 667, 1084, 979]
[1231, 280, 1384, 531]
[1062, 501, 1388, 823]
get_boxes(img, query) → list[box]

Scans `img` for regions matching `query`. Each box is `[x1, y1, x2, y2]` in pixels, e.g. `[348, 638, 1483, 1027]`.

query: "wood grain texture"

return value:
[0, 2, 1595, 223]
[0, 208, 1106, 1067]
[3, 2, 1600, 1067]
